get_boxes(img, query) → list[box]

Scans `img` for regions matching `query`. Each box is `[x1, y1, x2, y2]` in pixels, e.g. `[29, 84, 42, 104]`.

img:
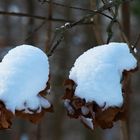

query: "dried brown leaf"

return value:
[0, 101, 13, 129]
[63, 69, 137, 130]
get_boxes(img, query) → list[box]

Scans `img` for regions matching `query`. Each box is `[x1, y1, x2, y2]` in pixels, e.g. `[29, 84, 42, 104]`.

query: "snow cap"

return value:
[0, 45, 50, 113]
[69, 42, 137, 108]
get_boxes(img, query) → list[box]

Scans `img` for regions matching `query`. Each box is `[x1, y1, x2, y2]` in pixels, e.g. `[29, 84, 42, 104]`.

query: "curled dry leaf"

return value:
[0, 101, 13, 129]
[63, 43, 137, 130]
[63, 69, 137, 130]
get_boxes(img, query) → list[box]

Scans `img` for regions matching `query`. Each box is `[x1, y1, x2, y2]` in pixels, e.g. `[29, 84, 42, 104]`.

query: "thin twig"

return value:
[54, 0, 122, 33]
[102, 0, 115, 16]
[39, 0, 97, 12]
[106, 1, 137, 58]
[47, 33, 64, 57]
[114, 14, 137, 59]
[47, 0, 132, 57]
[102, 0, 121, 44]
[25, 20, 47, 42]
[106, 4, 119, 43]
[97, 11, 113, 20]
[39, 0, 115, 20]
[0, 10, 113, 24]
[39, 0, 132, 12]
[132, 33, 140, 63]
[0, 1, 130, 23]
[134, 33, 140, 48]
[101, 0, 116, 43]
[101, 0, 135, 54]
[0, 11, 70, 22]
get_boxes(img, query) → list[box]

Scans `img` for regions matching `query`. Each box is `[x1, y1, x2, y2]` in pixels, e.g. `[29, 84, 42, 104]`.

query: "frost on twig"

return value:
[63, 42, 137, 130]
[0, 45, 53, 129]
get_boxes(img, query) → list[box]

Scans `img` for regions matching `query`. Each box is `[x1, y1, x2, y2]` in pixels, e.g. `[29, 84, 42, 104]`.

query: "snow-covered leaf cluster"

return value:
[0, 45, 52, 128]
[0, 42, 137, 130]
[64, 42, 137, 130]
[69, 42, 137, 108]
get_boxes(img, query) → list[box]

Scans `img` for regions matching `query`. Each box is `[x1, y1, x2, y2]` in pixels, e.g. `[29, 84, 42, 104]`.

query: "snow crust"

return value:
[0, 45, 51, 113]
[69, 42, 137, 108]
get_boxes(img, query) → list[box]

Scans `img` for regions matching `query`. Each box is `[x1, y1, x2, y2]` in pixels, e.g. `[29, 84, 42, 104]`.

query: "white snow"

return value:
[131, 45, 137, 53]
[81, 106, 89, 115]
[0, 45, 51, 113]
[20, 133, 29, 140]
[80, 116, 94, 130]
[69, 42, 137, 108]
[64, 99, 74, 115]
[39, 95, 51, 109]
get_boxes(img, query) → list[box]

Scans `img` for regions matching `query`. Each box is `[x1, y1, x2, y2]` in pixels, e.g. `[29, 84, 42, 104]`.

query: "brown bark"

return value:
[26, 0, 36, 45]
[121, 2, 131, 140]
[45, 0, 53, 53]
[122, 3, 130, 40]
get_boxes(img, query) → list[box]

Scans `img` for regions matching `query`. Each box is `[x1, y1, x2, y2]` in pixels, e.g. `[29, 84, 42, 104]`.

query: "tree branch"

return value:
[39, 0, 132, 12]
[55, 0, 125, 32]
[38, 0, 118, 20]
[134, 33, 140, 48]
[0, 11, 71, 22]
[46, 0, 133, 57]
[0, 10, 113, 25]
[47, 33, 64, 57]
[38, 0, 96, 12]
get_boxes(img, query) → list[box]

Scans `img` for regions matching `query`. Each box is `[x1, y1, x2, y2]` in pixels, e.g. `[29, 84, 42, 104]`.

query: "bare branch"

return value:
[39, 0, 132, 12]
[134, 33, 140, 49]
[25, 20, 47, 42]
[0, 10, 113, 25]
[106, 4, 119, 43]
[0, 11, 70, 22]
[46, 0, 133, 57]
[113, 21, 138, 60]
[47, 33, 64, 57]
[55, 0, 123, 32]
[38, 0, 95, 12]
[38, 0, 116, 20]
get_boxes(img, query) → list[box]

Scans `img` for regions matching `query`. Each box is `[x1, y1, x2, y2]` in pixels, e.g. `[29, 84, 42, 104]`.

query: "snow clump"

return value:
[69, 42, 137, 109]
[0, 45, 51, 113]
